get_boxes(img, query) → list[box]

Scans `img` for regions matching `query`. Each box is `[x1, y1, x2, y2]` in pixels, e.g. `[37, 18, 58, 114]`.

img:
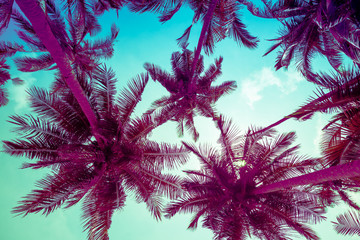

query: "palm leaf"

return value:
[27, 87, 91, 141]
[165, 193, 212, 218]
[11, 170, 86, 216]
[228, 15, 258, 48]
[117, 73, 149, 127]
[0, 87, 9, 107]
[143, 141, 189, 169]
[14, 54, 54, 72]
[128, 0, 179, 13]
[125, 114, 156, 142]
[159, 1, 183, 22]
[82, 179, 121, 240]
[139, 169, 184, 199]
[3, 138, 58, 160]
[81, 24, 119, 59]
[184, 114, 199, 141]
[197, 56, 223, 87]
[0, 0, 14, 33]
[92, 65, 117, 113]
[176, 24, 192, 49]
[144, 63, 178, 93]
[145, 195, 163, 221]
[332, 211, 360, 236]
[11, 9, 46, 51]
[8, 114, 70, 143]
[0, 41, 23, 57]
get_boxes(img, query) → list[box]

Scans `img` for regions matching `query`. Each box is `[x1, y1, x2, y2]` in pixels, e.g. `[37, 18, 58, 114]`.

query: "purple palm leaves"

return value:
[3, 65, 189, 240]
[264, 0, 360, 80]
[166, 116, 327, 240]
[333, 210, 360, 237]
[12, 0, 118, 74]
[145, 49, 236, 140]
[176, 0, 259, 54]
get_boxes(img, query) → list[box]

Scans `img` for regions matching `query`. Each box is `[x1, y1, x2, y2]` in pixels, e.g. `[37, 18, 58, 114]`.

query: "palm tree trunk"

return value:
[252, 160, 360, 195]
[15, 0, 104, 148]
[190, 0, 220, 80]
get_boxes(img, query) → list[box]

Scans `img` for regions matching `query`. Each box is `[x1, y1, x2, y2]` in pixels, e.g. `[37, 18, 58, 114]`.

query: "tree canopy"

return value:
[1, 1, 360, 240]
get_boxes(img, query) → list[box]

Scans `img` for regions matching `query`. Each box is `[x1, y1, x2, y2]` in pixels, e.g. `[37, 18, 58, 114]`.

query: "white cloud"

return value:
[9, 73, 35, 113]
[283, 68, 304, 92]
[241, 67, 303, 107]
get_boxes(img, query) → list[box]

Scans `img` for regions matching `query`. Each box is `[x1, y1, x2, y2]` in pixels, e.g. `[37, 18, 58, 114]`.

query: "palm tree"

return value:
[3, 65, 189, 240]
[131, 0, 259, 81]
[144, 49, 236, 140]
[0, 0, 120, 146]
[166, 116, 328, 240]
[262, 0, 360, 81]
[181, 0, 259, 80]
[2, 0, 104, 146]
[10, 1, 118, 77]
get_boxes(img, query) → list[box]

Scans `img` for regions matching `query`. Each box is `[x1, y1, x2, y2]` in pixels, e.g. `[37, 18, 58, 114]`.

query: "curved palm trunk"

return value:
[190, 0, 220, 80]
[15, 0, 104, 148]
[252, 160, 360, 195]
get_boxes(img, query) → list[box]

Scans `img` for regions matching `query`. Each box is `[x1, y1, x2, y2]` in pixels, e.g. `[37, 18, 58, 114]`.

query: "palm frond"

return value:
[125, 114, 156, 142]
[45, 0, 69, 45]
[92, 65, 117, 113]
[198, 56, 223, 87]
[65, 0, 101, 37]
[216, 115, 242, 162]
[117, 73, 149, 127]
[139, 169, 184, 199]
[0, 0, 14, 34]
[12, 171, 82, 216]
[144, 63, 177, 93]
[92, 0, 126, 15]
[159, 1, 183, 22]
[14, 54, 54, 72]
[11, 8, 35, 34]
[128, 0, 179, 14]
[182, 141, 216, 169]
[81, 24, 119, 59]
[165, 193, 211, 218]
[82, 179, 121, 240]
[27, 87, 91, 141]
[332, 211, 360, 236]
[184, 114, 199, 141]
[3, 138, 58, 160]
[145, 195, 163, 221]
[228, 15, 258, 49]
[176, 24, 193, 49]
[8, 114, 70, 143]
[0, 87, 9, 107]
[0, 41, 23, 57]
[11, 9, 46, 51]
[143, 141, 189, 169]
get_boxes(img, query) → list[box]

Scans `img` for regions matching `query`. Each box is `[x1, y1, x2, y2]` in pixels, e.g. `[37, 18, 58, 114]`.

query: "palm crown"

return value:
[144, 49, 236, 140]
[166, 116, 328, 240]
[3, 65, 189, 240]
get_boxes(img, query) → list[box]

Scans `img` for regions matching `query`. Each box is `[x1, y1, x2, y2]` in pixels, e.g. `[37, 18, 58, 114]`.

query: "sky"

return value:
[0, 2, 359, 240]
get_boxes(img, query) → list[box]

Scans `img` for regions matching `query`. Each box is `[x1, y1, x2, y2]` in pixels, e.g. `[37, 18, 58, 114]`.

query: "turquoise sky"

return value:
[1, 3, 358, 240]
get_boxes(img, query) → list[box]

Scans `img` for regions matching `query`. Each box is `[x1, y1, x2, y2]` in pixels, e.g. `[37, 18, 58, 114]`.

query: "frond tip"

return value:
[332, 211, 360, 236]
